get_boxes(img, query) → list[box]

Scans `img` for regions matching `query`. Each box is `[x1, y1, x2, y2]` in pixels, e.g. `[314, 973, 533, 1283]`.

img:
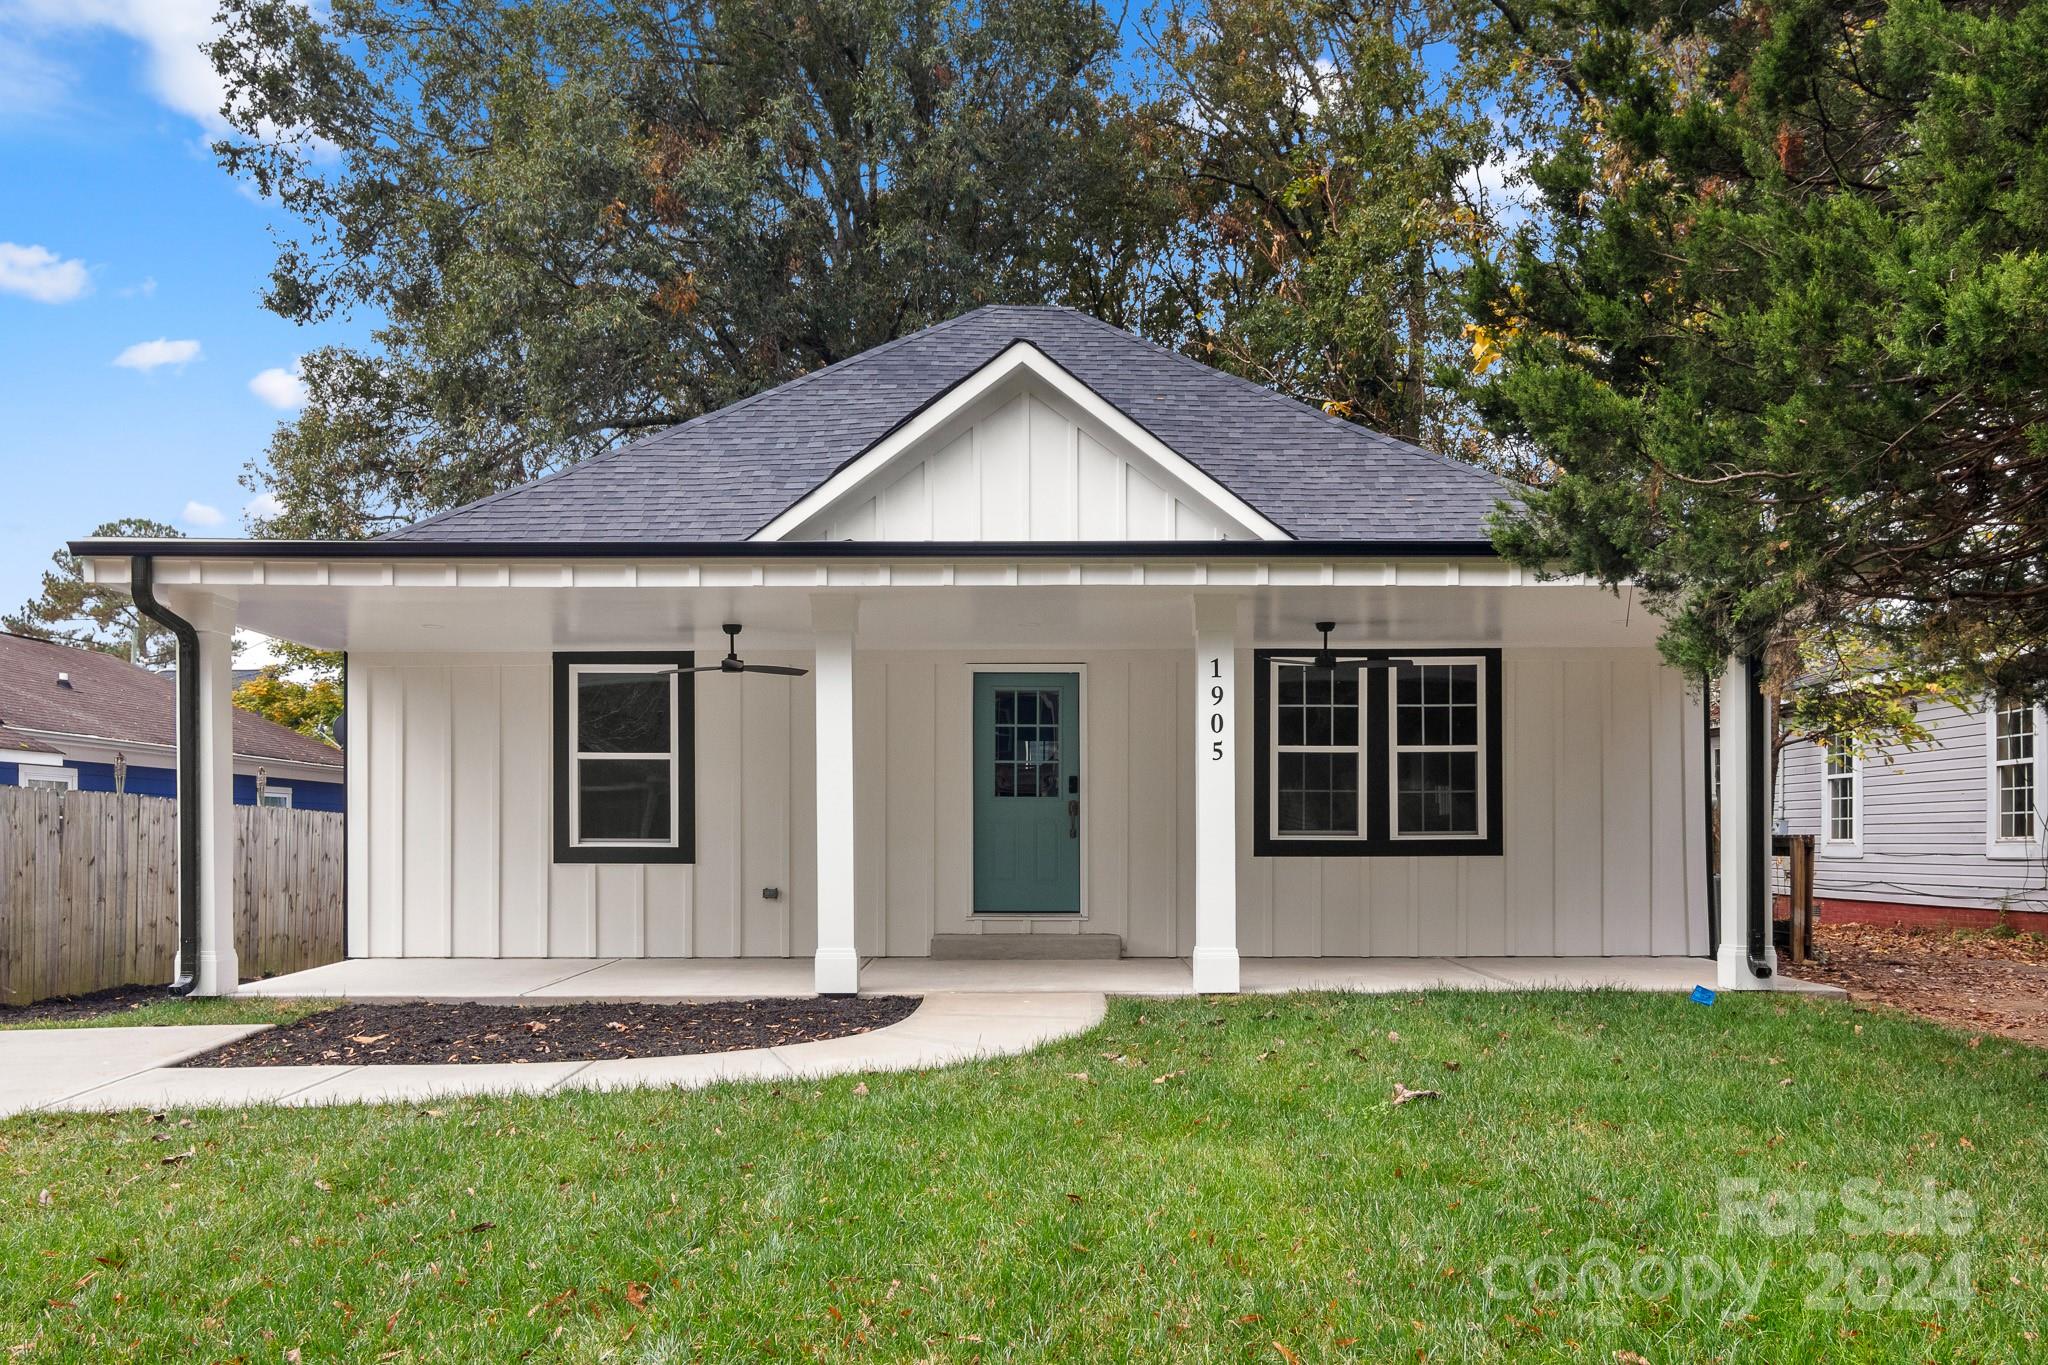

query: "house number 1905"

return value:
[1208, 658, 1226, 760]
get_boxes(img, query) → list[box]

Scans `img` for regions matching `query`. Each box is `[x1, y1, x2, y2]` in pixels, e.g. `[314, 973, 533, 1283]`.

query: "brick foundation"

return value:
[1774, 894, 2048, 934]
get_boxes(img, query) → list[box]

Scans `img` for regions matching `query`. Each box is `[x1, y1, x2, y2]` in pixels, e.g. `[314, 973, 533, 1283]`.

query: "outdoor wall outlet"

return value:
[761, 887, 781, 900]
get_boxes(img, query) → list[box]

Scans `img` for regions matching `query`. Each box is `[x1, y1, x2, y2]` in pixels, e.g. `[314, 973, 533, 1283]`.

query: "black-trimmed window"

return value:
[553, 652, 694, 863]
[1254, 648, 1502, 857]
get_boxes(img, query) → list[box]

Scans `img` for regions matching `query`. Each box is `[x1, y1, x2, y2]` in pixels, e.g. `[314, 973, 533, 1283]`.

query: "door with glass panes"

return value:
[972, 672, 1082, 913]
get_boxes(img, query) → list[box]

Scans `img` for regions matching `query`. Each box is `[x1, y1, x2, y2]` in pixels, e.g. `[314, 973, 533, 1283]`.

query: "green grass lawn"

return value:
[0, 995, 332, 1030]
[3, 991, 2042, 1360]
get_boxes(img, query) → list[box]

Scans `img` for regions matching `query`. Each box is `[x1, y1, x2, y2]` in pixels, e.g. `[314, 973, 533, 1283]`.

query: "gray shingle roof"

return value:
[382, 305, 1508, 545]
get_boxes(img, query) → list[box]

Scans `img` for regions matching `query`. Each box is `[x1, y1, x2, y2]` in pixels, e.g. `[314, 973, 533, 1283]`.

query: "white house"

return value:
[70, 306, 1783, 997]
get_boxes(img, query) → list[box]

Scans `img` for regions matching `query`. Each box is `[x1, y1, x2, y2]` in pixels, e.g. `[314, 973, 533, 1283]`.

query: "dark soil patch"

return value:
[1797, 923, 2048, 1047]
[0, 984, 169, 1023]
[180, 996, 921, 1066]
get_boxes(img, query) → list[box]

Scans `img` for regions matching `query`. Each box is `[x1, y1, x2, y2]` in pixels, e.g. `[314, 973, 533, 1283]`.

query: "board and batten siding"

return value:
[784, 387, 1250, 543]
[1779, 698, 2048, 913]
[347, 648, 1709, 959]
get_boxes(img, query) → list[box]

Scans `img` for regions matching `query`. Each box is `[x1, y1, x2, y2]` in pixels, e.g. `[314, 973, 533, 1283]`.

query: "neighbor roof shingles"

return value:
[0, 632, 342, 768]
[382, 305, 1509, 545]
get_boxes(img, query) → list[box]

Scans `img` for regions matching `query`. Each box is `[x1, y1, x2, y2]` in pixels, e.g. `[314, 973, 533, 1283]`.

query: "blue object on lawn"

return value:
[1691, 985, 1716, 1005]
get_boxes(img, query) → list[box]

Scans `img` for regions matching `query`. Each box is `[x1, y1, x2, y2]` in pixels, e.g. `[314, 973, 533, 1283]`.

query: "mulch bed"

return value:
[1795, 923, 2048, 1047]
[179, 996, 921, 1067]
[0, 984, 169, 1024]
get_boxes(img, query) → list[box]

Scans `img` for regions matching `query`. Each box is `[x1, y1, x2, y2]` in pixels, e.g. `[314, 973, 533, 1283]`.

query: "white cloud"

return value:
[0, 32, 72, 116]
[113, 337, 202, 371]
[1458, 147, 1537, 213]
[243, 490, 286, 522]
[0, 241, 91, 303]
[181, 499, 224, 528]
[9, 0, 229, 129]
[118, 275, 157, 298]
[248, 361, 307, 410]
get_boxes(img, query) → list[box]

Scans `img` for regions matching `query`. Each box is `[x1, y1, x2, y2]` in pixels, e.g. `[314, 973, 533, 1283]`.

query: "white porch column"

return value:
[1716, 653, 1778, 990]
[812, 596, 861, 995]
[1191, 595, 1241, 993]
[191, 595, 240, 996]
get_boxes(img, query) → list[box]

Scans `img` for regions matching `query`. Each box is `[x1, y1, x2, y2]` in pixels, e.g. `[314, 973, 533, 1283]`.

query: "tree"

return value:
[233, 669, 344, 744]
[1469, 0, 2048, 701]
[3, 519, 183, 666]
[211, 0, 1172, 536]
[1140, 0, 1531, 459]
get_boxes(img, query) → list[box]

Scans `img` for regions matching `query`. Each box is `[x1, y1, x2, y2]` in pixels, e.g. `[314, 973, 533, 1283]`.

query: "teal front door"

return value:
[973, 672, 1082, 913]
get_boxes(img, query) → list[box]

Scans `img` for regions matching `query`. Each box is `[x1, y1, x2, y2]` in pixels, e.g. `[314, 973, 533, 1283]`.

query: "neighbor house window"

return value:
[1255, 649, 1501, 856]
[258, 787, 293, 810]
[1820, 738, 1860, 853]
[17, 764, 76, 792]
[553, 652, 694, 864]
[1992, 699, 2038, 847]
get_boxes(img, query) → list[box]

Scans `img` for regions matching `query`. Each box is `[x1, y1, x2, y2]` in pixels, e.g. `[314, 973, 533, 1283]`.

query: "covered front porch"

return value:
[75, 542, 1785, 1000]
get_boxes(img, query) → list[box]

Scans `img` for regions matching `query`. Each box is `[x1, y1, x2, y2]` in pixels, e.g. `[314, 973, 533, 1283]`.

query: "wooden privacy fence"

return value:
[0, 787, 343, 1006]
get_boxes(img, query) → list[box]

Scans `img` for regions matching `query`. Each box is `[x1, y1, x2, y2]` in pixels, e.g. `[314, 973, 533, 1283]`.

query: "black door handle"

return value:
[1068, 799, 1079, 838]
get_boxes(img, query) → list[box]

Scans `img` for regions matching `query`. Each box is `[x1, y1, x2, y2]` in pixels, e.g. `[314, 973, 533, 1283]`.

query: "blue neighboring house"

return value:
[0, 632, 343, 809]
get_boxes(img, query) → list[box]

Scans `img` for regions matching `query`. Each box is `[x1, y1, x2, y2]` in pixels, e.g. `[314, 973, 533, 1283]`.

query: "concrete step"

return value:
[928, 933, 1123, 961]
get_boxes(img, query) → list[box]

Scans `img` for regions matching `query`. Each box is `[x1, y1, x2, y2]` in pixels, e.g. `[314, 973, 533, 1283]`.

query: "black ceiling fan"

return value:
[690, 624, 809, 677]
[1269, 622, 1399, 672]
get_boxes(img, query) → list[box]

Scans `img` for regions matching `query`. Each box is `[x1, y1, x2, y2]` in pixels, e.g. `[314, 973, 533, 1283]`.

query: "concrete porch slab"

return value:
[236, 957, 622, 1000]
[227, 954, 1838, 1002]
[521, 957, 817, 999]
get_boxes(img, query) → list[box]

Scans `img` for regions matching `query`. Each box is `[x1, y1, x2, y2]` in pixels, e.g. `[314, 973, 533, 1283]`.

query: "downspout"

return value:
[129, 557, 201, 995]
[1742, 652, 1774, 980]
[1703, 672, 1719, 958]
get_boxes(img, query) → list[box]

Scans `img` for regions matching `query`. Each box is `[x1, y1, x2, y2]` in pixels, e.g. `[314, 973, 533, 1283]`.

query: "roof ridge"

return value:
[1051, 309, 1508, 485]
[384, 305, 1010, 541]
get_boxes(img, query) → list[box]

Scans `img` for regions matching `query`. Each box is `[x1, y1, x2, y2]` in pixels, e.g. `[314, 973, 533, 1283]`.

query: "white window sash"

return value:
[1387, 656, 1488, 842]
[1818, 740, 1861, 856]
[567, 663, 681, 849]
[1268, 659, 1365, 840]
[258, 787, 294, 809]
[18, 763, 77, 791]
[1987, 699, 2043, 857]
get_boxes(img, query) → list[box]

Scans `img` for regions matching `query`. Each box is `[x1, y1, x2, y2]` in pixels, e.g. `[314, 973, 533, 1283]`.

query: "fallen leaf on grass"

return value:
[1391, 1084, 1441, 1106]
[1153, 1070, 1186, 1085]
[1273, 1344, 1301, 1364]
[852, 1082, 869, 1096]
[1614, 1352, 1651, 1364]
[160, 1147, 194, 1166]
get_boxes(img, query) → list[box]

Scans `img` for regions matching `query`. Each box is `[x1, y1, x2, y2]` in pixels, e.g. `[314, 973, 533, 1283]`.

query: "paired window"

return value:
[553, 652, 694, 863]
[1992, 699, 2038, 846]
[1255, 649, 1501, 856]
[1820, 738, 1860, 852]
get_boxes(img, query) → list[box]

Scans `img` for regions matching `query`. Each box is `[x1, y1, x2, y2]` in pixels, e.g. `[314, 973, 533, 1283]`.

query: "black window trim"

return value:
[1253, 647, 1503, 858]
[553, 650, 695, 864]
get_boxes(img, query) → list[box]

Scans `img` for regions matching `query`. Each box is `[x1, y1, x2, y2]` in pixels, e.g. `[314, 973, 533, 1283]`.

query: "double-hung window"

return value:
[1819, 737, 1860, 854]
[553, 652, 694, 863]
[1256, 648, 1501, 856]
[1990, 699, 2039, 853]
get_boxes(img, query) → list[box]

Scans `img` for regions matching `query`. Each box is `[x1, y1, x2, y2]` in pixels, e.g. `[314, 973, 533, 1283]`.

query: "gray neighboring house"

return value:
[1775, 696, 2048, 924]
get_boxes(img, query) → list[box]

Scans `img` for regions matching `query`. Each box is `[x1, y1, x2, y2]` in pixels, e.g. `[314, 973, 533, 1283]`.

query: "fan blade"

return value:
[738, 664, 809, 676]
[687, 664, 731, 673]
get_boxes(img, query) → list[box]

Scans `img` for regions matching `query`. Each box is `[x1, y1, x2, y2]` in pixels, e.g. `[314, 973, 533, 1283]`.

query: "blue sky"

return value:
[0, 1, 368, 632]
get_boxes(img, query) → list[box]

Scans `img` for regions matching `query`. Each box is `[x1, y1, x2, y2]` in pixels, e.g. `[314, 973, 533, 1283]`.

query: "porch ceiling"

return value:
[84, 555, 1661, 654]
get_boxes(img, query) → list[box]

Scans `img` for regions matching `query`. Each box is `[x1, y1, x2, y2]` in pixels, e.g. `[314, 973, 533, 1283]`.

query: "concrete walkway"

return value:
[235, 954, 1839, 1001]
[5, 992, 1108, 1116]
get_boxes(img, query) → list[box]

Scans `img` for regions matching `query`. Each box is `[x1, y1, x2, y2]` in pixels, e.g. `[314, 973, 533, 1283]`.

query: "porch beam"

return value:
[1191, 595, 1242, 993]
[1716, 653, 1777, 990]
[812, 596, 861, 995]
